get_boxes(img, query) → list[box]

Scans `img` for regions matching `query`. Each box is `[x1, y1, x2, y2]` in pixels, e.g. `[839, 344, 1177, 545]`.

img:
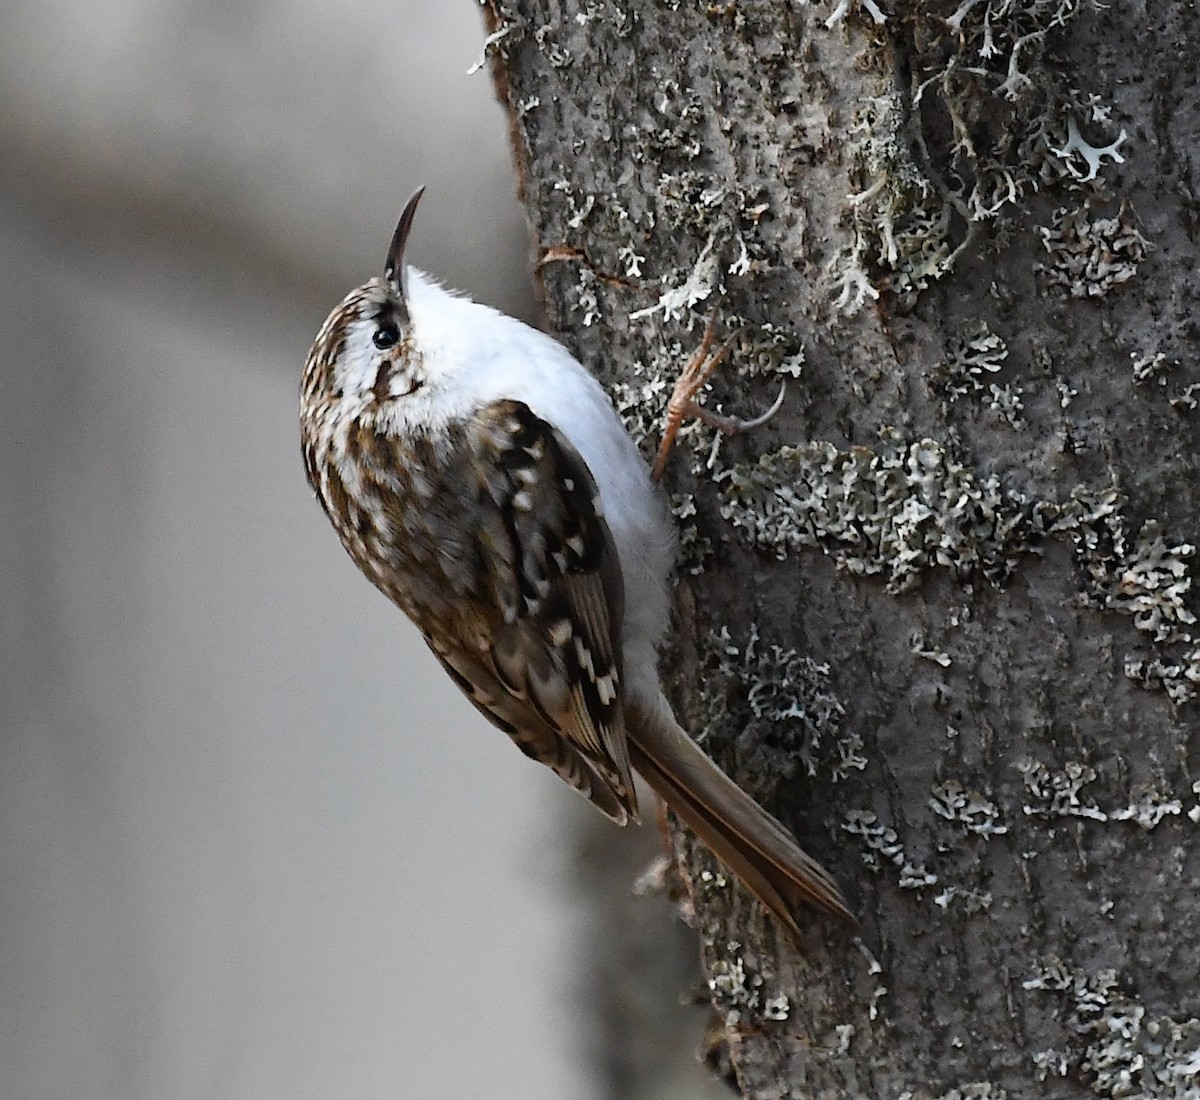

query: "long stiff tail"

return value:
[624, 694, 853, 938]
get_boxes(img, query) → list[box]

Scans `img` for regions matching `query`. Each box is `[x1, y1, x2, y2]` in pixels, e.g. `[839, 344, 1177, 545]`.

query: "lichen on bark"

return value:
[480, 1, 1200, 1096]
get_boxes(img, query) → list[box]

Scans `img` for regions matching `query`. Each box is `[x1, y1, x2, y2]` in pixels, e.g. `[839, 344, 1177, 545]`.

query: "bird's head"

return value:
[301, 187, 428, 420]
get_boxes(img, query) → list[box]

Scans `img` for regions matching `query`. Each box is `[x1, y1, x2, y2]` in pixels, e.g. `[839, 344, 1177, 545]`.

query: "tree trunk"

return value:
[480, 2, 1200, 1096]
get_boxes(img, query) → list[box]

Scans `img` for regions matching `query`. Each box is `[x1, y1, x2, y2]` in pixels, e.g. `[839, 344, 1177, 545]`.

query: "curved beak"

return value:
[384, 186, 426, 296]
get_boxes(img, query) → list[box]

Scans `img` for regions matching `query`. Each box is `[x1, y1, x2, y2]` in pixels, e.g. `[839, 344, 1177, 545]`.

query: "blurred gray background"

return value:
[0, 3, 721, 1098]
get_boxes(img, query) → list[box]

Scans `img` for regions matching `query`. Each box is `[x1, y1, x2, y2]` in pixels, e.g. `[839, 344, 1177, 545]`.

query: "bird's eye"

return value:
[373, 323, 400, 350]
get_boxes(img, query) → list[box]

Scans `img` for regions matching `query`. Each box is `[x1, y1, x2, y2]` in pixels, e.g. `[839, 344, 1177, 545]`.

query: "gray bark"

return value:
[481, 2, 1200, 1097]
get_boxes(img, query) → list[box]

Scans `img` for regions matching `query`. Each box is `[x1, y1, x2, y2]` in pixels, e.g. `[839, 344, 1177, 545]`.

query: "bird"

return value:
[299, 187, 852, 938]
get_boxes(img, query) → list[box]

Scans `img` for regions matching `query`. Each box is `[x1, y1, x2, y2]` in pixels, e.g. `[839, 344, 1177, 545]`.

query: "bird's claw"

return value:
[689, 378, 786, 438]
[650, 313, 784, 483]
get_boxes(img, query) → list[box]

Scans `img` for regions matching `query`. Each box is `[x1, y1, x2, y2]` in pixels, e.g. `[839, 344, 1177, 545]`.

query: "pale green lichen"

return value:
[931, 321, 1010, 401]
[629, 233, 718, 322]
[718, 438, 1051, 592]
[1108, 786, 1183, 830]
[609, 353, 672, 449]
[1031, 1047, 1071, 1082]
[826, 0, 1130, 313]
[828, 93, 961, 314]
[573, 267, 602, 327]
[667, 491, 714, 575]
[1124, 649, 1200, 705]
[1070, 514, 1196, 645]
[986, 381, 1026, 429]
[706, 955, 754, 1024]
[761, 992, 791, 1021]
[1171, 384, 1200, 413]
[719, 440, 1200, 700]
[717, 317, 807, 380]
[912, 633, 953, 666]
[532, 22, 572, 68]
[1023, 958, 1200, 1098]
[698, 626, 864, 787]
[1036, 203, 1150, 298]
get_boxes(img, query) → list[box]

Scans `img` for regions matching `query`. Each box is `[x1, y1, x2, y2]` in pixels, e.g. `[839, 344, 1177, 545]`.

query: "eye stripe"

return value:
[372, 360, 392, 401]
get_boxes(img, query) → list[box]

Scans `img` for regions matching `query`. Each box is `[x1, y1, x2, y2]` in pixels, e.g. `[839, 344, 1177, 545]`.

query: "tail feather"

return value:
[625, 695, 853, 938]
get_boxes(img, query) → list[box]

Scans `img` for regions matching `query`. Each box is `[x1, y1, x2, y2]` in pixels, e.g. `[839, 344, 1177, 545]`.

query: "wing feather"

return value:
[440, 400, 638, 822]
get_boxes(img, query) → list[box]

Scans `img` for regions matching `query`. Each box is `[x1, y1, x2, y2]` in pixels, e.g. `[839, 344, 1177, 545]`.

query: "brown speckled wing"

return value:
[427, 400, 638, 824]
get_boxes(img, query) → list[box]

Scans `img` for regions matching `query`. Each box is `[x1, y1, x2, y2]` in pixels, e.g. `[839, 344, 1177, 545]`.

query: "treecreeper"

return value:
[299, 188, 852, 939]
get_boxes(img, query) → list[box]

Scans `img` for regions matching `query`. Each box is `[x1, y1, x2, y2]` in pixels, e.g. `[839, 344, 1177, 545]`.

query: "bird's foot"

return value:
[650, 311, 786, 483]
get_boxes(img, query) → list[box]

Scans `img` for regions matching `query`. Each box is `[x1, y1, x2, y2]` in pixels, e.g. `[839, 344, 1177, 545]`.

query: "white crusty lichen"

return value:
[821, 0, 888, 30]
[706, 954, 791, 1026]
[609, 351, 673, 447]
[1069, 511, 1196, 645]
[655, 170, 723, 227]
[1124, 648, 1200, 704]
[1030, 1047, 1070, 1081]
[1131, 350, 1179, 388]
[1108, 785, 1183, 830]
[912, 633, 953, 667]
[986, 381, 1026, 429]
[1018, 759, 1107, 820]
[667, 491, 713, 575]
[717, 316, 807, 380]
[629, 233, 718, 322]
[1019, 760, 1188, 829]
[828, 233, 881, 316]
[933, 885, 994, 912]
[930, 780, 1009, 837]
[761, 992, 791, 1021]
[842, 810, 938, 889]
[744, 641, 862, 779]
[924, 1086, 1008, 1100]
[531, 22, 572, 68]
[1023, 957, 1200, 1098]
[615, 243, 644, 279]
[1171, 383, 1200, 412]
[552, 177, 596, 231]
[571, 267, 602, 328]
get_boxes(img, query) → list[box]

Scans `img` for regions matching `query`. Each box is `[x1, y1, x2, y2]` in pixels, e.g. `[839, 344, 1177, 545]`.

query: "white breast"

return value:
[402, 269, 676, 696]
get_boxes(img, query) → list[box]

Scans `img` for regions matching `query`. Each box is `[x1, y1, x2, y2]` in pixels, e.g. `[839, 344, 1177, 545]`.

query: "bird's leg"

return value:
[650, 312, 786, 483]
